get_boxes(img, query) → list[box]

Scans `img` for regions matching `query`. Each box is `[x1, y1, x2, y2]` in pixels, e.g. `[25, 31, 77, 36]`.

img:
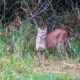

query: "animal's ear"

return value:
[37, 27, 41, 31]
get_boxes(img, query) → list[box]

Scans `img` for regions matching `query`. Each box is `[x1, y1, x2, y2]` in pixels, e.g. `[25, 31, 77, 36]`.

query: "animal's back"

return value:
[46, 29, 68, 48]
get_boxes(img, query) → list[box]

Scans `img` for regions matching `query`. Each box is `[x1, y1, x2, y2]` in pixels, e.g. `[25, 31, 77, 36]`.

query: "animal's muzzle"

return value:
[40, 35, 46, 39]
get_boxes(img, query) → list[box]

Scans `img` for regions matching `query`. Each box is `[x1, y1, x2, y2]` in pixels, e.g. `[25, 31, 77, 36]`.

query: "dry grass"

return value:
[31, 55, 80, 78]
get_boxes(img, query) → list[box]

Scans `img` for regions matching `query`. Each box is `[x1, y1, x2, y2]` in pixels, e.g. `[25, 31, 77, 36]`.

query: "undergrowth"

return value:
[0, 20, 80, 80]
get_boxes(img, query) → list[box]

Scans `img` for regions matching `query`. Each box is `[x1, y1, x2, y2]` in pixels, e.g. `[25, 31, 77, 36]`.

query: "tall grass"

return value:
[0, 0, 80, 79]
[0, 18, 80, 59]
[0, 22, 35, 56]
[0, 19, 80, 80]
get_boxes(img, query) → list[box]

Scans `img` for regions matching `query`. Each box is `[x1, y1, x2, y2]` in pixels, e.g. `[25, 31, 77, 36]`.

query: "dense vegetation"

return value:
[0, 0, 80, 80]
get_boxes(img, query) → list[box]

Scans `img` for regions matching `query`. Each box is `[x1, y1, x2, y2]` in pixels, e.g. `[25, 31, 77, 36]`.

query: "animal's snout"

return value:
[40, 34, 46, 39]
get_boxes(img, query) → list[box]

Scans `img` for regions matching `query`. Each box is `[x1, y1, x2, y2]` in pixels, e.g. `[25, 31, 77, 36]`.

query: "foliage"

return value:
[0, 21, 80, 80]
[0, 0, 80, 79]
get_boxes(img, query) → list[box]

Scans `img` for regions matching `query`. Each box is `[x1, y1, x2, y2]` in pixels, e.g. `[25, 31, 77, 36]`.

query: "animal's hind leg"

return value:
[57, 43, 65, 55]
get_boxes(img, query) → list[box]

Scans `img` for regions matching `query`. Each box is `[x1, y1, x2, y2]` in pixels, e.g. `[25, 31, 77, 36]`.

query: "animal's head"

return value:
[37, 27, 47, 39]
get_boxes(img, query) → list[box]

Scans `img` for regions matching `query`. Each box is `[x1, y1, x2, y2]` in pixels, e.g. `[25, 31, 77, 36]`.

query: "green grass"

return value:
[0, 54, 80, 80]
[0, 22, 80, 80]
[0, 1, 80, 79]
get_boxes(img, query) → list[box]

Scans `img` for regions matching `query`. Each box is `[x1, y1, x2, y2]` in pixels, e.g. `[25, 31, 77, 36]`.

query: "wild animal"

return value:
[36, 27, 69, 55]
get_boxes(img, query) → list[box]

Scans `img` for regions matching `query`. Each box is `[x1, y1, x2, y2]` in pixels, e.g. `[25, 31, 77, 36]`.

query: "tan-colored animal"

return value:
[36, 27, 69, 54]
